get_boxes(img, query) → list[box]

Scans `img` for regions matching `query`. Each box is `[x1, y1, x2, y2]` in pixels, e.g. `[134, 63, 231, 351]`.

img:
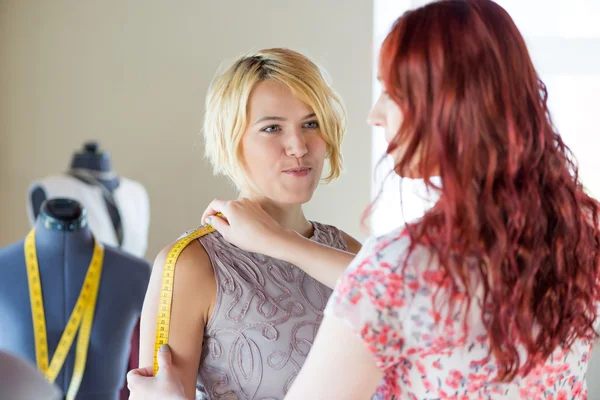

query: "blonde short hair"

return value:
[202, 48, 347, 188]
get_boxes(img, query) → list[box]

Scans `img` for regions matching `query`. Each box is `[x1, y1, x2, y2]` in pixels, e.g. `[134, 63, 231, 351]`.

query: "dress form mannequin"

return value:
[0, 198, 151, 399]
[27, 141, 150, 258]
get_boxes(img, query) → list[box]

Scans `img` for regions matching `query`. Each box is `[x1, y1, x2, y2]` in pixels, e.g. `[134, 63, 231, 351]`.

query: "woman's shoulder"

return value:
[360, 226, 413, 258]
[311, 221, 414, 256]
[343, 225, 437, 284]
[311, 220, 362, 253]
[149, 224, 222, 291]
[326, 227, 422, 370]
[154, 232, 214, 279]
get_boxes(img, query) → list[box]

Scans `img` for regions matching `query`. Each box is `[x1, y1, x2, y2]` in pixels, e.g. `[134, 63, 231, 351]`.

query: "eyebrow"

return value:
[253, 113, 316, 125]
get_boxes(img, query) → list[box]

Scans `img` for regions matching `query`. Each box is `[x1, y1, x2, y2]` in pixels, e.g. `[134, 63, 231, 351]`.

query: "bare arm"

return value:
[202, 198, 363, 289]
[342, 231, 363, 255]
[284, 314, 382, 399]
[139, 240, 216, 400]
[268, 230, 362, 288]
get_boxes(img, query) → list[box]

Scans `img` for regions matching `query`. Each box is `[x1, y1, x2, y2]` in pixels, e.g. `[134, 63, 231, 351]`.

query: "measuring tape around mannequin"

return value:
[25, 229, 104, 400]
[153, 217, 220, 376]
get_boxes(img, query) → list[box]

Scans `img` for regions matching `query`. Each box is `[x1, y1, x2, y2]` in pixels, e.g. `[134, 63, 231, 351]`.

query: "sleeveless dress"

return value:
[195, 221, 349, 400]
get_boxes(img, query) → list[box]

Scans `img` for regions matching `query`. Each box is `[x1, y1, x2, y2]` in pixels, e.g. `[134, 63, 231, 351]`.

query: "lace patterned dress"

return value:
[196, 221, 349, 400]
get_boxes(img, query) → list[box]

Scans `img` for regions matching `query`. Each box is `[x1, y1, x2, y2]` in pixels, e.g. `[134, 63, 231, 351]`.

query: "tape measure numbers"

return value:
[25, 229, 104, 400]
[153, 218, 219, 376]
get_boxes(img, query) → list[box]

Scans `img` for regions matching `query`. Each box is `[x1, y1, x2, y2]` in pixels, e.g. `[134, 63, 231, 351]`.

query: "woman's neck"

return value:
[238, 192, 313, 238]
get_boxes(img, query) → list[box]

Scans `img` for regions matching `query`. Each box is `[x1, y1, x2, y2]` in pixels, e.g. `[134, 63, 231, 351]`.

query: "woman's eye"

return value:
[303, 121, 319, 129]
[261, 125, 281, 133]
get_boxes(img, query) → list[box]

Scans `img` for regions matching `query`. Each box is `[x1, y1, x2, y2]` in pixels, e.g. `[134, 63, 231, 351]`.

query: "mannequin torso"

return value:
[27, 142, 150, 258]
[0, 198, 151, 399]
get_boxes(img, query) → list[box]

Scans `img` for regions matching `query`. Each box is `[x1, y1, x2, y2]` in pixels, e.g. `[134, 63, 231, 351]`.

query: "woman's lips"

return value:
[282, 167, 312, 177]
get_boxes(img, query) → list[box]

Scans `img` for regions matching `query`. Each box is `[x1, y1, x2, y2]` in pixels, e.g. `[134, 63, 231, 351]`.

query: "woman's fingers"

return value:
[205, 213, 229, 234]
[202, 198, 228, 225]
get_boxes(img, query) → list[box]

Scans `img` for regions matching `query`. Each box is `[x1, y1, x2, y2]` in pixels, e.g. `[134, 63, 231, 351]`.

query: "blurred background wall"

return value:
[0, 0, 374, 259]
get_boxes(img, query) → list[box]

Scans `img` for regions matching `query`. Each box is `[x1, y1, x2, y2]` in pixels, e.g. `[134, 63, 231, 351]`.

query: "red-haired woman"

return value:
[128, 1, 600, 399]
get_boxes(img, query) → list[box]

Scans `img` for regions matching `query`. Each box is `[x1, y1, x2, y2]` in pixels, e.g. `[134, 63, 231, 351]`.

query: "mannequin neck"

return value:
[34, 199, 94, 251]
[237, 192, 313, 238]
[70, 141, 112, 173]
[69, 142, 119, 191]
[34, 216, 92, 248]
[38, 199, 88, 232]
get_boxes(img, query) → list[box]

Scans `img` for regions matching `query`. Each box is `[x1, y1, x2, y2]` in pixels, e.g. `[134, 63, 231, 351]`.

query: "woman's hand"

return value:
[202, 198, 359, 288]
[201, 198, 294, 257]
[127, 345, 187, 400]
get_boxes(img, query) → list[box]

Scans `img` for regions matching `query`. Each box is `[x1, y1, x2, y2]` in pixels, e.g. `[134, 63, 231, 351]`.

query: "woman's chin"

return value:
[271, 189, 316, 206]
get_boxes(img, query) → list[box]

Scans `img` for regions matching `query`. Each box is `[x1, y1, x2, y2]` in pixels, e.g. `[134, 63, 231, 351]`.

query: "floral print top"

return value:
[324, 227, 592, 399]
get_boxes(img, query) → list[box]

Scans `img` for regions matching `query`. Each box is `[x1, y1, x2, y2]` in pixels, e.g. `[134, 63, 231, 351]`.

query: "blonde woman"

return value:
[132, 48, 361, 400]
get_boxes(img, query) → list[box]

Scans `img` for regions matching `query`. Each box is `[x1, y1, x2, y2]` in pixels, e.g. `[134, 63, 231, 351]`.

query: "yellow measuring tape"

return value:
[25, 229, 104, 400]
[153, 218, 219, 376]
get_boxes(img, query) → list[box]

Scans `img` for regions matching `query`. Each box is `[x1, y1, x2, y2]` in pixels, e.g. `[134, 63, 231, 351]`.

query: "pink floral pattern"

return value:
[325, 227, 592, 399]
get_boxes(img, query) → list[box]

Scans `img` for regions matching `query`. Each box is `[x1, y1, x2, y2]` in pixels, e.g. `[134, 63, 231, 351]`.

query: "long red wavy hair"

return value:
[377, 0, 600, 381]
